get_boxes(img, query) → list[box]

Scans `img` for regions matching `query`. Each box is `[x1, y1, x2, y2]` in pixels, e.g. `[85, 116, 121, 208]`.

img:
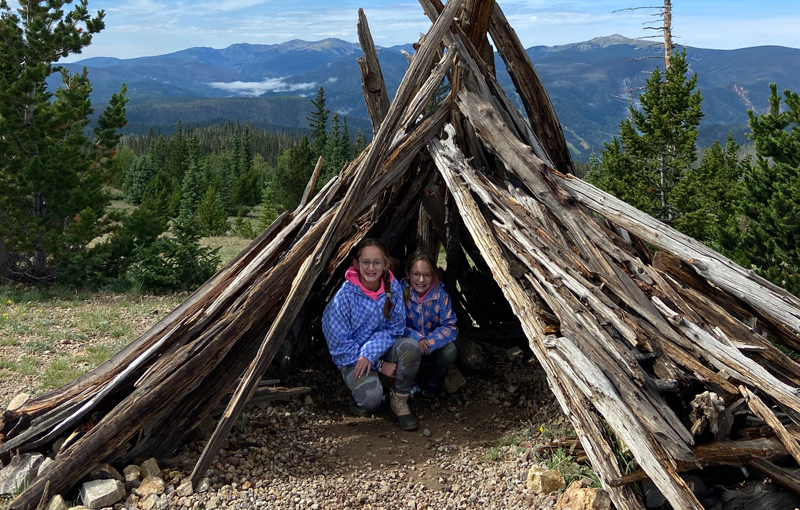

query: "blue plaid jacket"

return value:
[401, 279, 458, 352]
[322, 276, 406, 369]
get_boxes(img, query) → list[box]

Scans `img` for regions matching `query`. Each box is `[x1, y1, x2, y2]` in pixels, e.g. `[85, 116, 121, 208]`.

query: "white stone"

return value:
[7, 393, 29, 411]
[46, 494, 68, 510]
[139, 458, 161, 479]
[80, 479, 125, 509]
[38, 457, 54, 478]
[176, 481, 193, 497]
[0, 452, 44, 495]
[196, 478, 211, 493]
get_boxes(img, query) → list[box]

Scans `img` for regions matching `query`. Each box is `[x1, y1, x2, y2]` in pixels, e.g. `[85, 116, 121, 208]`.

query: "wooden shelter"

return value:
[4, 1, 800, 509]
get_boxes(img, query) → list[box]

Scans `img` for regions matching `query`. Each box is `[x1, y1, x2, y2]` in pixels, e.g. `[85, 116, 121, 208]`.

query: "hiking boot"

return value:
[389, 390, 419, 431]
[349, 395, 373, 417]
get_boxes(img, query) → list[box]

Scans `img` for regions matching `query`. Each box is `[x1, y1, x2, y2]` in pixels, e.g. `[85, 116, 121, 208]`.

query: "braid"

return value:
[403, 281, 411, 304]
[382, 269, 393, 320]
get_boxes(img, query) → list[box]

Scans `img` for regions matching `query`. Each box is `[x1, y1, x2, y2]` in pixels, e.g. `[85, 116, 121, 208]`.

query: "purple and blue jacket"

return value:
[401, 279, 458, 352]
[322, 267, 406, 369]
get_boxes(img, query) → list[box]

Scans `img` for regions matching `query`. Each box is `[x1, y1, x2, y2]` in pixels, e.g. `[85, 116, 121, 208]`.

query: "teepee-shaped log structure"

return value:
[4, 1, 800, 508]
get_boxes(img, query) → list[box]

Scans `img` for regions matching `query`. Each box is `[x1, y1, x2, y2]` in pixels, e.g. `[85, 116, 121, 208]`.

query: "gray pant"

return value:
[340, 337, 421, 412]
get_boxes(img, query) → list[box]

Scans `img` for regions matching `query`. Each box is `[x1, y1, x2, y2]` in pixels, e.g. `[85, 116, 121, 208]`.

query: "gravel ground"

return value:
[147, 347, 571, 510]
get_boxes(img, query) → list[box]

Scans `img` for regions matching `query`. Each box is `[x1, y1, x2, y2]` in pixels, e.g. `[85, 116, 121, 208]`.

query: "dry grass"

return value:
[0, 288, 184, 407]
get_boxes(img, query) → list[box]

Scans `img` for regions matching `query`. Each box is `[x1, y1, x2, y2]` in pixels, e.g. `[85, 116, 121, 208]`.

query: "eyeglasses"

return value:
[410, 271, 433, 280]
[359, 259, 385, 269]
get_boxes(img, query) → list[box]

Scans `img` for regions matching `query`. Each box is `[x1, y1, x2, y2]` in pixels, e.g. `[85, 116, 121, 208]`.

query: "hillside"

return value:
[62, 35, 800, 160]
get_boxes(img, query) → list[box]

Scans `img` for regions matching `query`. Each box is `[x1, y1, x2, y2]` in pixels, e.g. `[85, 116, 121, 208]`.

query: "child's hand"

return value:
[354, 356, 372, 379]
[418, 338, 430, 355]
[380, 361, 397, 378]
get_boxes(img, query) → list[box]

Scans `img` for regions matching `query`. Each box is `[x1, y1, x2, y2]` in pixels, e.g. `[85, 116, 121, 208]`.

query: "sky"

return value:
[27, 0, 800, 61]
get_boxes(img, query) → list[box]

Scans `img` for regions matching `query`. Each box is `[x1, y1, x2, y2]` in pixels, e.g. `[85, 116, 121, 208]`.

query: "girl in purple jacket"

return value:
[401, 250, 458, 398]
[322, 239, 421, 431]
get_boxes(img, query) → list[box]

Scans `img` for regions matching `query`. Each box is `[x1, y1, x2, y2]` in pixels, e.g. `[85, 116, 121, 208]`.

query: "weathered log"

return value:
[429, 126, 646, 510]
[299, 156, 324, 208]
[612, 437, 792, 485]
[741, 386, 800, 466]
[488, 2, 573, 174]
[357, 8, 390, 134]
[748, 457, 800, 495]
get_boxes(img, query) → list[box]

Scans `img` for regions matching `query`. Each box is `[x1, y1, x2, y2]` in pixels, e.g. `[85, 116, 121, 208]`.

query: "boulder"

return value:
[122, 465, 141, 482]
[139, 458, 161, 479]
[556, 481, 611, 510]
[526, 465, 566, 494]
[0, 452, 44, 495]
[46, 494, 68, 510]
[87, 463, 124, 482]
[7, 393, 29, 411]
[135, 476, 165, 497]
[443, 365, 467, 394]
[80, 479, 125, 509]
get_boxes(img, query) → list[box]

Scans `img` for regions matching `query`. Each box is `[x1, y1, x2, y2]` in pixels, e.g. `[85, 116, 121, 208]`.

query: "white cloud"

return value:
[207, 78, 316, 96]
[326, 77, 338, 83]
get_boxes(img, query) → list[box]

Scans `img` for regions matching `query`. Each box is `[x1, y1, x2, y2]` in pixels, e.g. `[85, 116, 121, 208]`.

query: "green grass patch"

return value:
[200, 234, 251, 267]
[1, 356, 41, 377]
[543, 447, 600, 488]
[41, 359, 85, 390]
[23, 339, 54, 354]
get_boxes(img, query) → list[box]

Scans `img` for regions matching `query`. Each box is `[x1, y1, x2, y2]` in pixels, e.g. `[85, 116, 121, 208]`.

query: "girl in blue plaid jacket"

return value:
[322, 239, 421, 431]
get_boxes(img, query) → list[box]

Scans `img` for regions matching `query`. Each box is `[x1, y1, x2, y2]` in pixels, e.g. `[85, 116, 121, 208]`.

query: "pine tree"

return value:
[308, 87, 329, 157]
[196, 186, 228, 235]
[354, 129, 367, 155]
[735, 84, 800, 295]
[0, 0, 127, 282]
[179, 142, 201, 220]
[671, 134, 747, 244]
[123, 156, 157, 204]
[141, 172, 181, 219]
[323, 113, 344, 181]
[589, 50, 703, 223]
[272, 136, 315, 210]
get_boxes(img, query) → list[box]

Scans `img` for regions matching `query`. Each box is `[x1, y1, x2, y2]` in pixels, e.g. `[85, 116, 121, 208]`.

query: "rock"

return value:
[555, 481, 611, 510]
[189, 416, 217, 442]
[443, 365, 467, 394]
[455, 338, 486, 370]
[67, 506, 92, 510]
[139, 458, 161, 479]
[38, 457, 54, 477]
[0, 452, 44, 495]
[176, 481, 193, 497]
[196, 478, 210, 493]
[122, 465, 141, 482]
[139, 494, 159, 510]
[124, 494, 140, 509]
[136, 476, 165, 497]
[526, 466, 566, 494]
[304, 395, 314, 406]
[46, 494, 68, 510]
[7, 393, 29, 411]
[506, 346, 523, 361]
[80, 479, 125, 508]
[423, 429, 431, 437]
[87, 463, 124, 482]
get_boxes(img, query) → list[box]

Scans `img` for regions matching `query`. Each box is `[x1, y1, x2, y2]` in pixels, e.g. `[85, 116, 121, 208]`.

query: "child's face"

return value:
[356, 246, 386, 286]
[407, 260, 435, 296]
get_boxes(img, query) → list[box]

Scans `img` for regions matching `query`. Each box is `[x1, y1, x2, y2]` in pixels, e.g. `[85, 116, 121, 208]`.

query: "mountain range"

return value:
[60, 35, 800, 160]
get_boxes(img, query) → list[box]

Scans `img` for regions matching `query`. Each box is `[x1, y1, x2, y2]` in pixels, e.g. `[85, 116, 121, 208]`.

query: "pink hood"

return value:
[345, 266, 395, 301]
